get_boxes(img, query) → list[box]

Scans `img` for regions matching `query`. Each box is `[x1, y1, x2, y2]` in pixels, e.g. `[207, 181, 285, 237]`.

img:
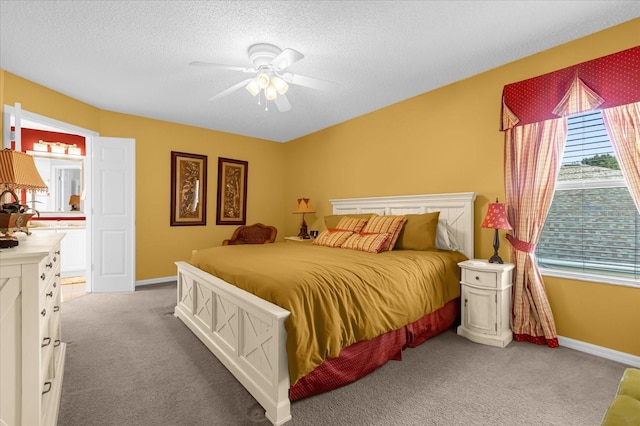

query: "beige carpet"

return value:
[58, 282, 629, 426]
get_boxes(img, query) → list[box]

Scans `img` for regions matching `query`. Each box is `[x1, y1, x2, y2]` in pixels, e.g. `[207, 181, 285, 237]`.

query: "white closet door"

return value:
[91, 137, 136, 292]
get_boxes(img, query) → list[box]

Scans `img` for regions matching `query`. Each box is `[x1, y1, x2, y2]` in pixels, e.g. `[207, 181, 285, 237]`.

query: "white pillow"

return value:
[435, 219, 460, 251]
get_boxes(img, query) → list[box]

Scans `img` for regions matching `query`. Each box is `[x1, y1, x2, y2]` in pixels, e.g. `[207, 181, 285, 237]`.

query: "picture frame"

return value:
[170, 151, 208, 226]
[216, 157, 248, 225]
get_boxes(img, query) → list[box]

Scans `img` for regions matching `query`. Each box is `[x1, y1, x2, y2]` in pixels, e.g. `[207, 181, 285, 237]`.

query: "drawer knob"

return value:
[40, 273, 46, 281]
[41, 309, 46, 317]
[53, 256, 57, 262]
[53, 282, 57, 288]
[46, 291, 53, 298]
[42, 381, 52, 395]
[41, 337, 51, 347]
[475, 276, 480, 280]
[55, 250, 61, 255]
[55, 273, 61, 277]
[46, 262, 53, 269]
[54, 305, 60, 312]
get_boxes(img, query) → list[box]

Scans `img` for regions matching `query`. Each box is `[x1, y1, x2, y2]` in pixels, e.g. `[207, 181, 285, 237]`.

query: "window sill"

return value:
[539, 267, 639, 289]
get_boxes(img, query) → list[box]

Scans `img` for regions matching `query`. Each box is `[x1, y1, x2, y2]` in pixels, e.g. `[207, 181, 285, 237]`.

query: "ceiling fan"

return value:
[190, 43, 336, 112]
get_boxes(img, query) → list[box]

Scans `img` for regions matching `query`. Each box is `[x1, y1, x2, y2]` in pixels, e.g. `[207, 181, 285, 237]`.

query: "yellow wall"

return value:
[1, 18, 638, 357]
[1, 71, 287, 281]
[284, 18, 640, 357]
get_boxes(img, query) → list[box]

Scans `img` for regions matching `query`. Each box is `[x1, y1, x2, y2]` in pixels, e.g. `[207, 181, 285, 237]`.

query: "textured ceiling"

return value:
[1, 1, 639, 142]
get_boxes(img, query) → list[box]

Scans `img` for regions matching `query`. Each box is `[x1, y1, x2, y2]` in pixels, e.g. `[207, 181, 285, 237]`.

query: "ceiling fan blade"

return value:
[208, 79, 253, 101]
[270, 48, 304, 71]
[273, 94, 292, 112]
[283, 72, 338, 92]
[190, 61, 255, 73]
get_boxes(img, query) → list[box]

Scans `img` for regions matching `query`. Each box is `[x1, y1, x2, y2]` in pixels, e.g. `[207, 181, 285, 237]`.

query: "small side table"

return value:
[284, 236, 314, 243]
[457, 259, 515, 348]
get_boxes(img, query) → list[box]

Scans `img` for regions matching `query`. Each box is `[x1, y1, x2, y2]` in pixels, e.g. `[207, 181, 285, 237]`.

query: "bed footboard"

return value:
[174, 261, 292, 425]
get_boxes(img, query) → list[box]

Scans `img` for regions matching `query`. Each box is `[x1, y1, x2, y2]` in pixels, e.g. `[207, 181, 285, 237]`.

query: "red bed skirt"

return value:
[289, 297, 459, 400]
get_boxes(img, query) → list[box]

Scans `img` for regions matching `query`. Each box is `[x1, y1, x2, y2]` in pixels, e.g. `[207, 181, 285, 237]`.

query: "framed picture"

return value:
[216, 157, 248, 225]
[170, 151, 208, 226]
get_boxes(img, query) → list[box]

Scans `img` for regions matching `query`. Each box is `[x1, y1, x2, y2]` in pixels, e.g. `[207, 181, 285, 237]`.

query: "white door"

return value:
[91, 137, 136, 292]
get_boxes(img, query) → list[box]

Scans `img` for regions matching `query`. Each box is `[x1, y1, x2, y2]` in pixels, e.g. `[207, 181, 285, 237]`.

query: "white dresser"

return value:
[0, 233, 67, 426]
[457, 259, 515, 348]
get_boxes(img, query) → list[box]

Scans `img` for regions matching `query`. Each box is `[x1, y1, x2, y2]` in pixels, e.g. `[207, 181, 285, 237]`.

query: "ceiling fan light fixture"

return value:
[245, 80, 260, 96]
[256, 72, 270, 89]
[271, 76, 289, 95]
[265, 85, 278, 101]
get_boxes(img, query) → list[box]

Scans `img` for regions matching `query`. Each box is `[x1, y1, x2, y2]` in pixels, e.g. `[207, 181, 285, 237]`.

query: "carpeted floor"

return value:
[58, 282, 629, 426]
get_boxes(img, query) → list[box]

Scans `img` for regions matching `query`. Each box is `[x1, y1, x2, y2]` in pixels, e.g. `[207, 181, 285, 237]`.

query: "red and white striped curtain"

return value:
[500, 46, 640, 348]
[602, 101, 640, 213]
[504, 119, 566, 347]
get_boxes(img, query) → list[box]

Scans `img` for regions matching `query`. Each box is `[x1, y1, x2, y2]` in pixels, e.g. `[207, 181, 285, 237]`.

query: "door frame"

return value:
[3, 104, 99, 292]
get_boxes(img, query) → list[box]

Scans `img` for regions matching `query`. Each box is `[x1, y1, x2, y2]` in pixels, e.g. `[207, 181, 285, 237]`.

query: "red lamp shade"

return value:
[481, 202, 512, 230]
[481, 199, 512, 264]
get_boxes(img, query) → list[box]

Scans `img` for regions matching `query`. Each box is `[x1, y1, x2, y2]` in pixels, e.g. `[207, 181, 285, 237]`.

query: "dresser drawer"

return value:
[461, 268, 498, 288]
[38, 246, 60, 292]
[41, 279, 61, 335]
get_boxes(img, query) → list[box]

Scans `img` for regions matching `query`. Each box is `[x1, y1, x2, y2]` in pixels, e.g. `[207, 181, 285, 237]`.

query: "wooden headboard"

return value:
[330, 192, 477, 259]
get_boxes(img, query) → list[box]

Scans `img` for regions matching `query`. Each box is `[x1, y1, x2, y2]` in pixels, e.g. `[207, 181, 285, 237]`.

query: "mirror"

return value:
[26, 151, 84, 216]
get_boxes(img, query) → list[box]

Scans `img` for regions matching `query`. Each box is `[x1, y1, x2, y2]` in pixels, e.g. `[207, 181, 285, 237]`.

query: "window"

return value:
[536, 111, 640, 286]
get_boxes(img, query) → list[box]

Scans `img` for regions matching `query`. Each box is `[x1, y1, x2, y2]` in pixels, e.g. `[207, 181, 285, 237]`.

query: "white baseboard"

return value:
[135, 276, 177, 287]
[559, 335, 640, 368]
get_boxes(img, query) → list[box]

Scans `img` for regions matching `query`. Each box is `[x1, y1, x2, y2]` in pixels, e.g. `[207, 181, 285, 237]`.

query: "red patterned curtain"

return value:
[501, 46, 640, 348]
[501, 46, 640, 130]
[602, 102, 640, 213]
[504, 119, 566, 347]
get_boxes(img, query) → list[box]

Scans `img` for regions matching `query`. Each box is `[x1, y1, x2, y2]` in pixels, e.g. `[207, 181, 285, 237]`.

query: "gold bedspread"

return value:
[188, 242, 466, 384]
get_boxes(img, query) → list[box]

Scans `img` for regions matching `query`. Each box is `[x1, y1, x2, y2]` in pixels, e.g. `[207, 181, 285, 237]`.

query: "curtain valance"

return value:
[501, 46, 640, 130]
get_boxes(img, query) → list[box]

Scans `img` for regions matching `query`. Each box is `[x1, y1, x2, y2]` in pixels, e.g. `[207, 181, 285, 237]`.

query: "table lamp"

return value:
[481, 198, 512, 264]
[0, 149, 48, 248]
[69, 194, 81, 211]
[293, 198, 315, 239]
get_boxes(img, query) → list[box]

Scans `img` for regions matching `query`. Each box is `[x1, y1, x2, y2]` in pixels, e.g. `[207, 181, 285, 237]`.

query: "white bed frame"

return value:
[174, 192, 476, 425]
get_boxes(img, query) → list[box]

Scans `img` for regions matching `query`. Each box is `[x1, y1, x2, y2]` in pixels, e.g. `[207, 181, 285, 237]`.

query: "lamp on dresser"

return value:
[0, 149, 47, 248]
[293, 197, 315, 239]
[481, 198, 512, 264]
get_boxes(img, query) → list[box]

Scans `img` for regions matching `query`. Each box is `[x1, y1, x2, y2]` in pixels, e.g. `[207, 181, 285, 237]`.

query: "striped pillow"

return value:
[341, 233, 390, 253]
[334, 216, 368, 233]
[361, 214, 407, 251]
[313, 230, 354, 248]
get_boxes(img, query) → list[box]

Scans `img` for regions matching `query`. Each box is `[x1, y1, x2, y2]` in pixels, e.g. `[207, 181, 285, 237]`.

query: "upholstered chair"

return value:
[222, 223, 278, 245]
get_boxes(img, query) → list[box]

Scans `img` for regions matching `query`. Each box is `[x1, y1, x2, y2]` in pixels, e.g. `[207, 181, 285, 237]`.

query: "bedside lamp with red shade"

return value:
[481, 198, 512, 264]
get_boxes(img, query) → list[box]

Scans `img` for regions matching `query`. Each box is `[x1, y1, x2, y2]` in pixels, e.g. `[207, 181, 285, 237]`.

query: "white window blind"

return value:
[536, 111, 640, 284]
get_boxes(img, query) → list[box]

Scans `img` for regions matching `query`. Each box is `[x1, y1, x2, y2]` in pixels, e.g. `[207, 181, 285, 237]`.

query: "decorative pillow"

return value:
[341, 233, 390, 253]
[394, 211, 440, 251]
[313, 230, 354, 248]
[361, 214, 407, 251]
[324, 213, 372, 230]
[435, 219, 461, 251]
[333, 216, 368, 233]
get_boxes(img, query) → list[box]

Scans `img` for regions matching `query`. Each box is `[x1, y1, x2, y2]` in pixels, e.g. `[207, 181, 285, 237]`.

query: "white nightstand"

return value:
[457, 259, 515, 348]
[284, 236, 314, 243]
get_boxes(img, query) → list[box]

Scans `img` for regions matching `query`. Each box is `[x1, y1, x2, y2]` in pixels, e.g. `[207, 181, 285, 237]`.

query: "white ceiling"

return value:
[1, 1, 639, 143]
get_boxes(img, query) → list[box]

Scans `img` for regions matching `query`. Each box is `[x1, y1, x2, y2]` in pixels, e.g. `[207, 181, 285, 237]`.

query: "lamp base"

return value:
[297, 226, 310, 239]
[488, 228, 504, 264]
[298, 216, 310, 239]
[0, 236, 19, 249]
